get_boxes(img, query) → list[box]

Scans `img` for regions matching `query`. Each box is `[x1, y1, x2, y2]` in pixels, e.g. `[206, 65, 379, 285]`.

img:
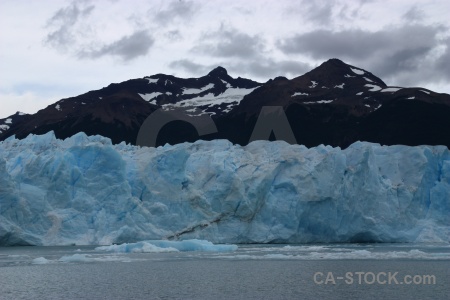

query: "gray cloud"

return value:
[191, 26, 266, 59]
[287, 0, 373, 26]
[402, 6, 425, 22]
[153, 0, 196, 25]
[434, 38, 450, 80]
[277, 24, 449, 85]
[44, 1, 95, 51]
[169, 59, 212, 75]
[78, 30, 154, 61]
[165, 30, 183, 41]
[228, 59, 312, 80]
[299, 0, 335, 25]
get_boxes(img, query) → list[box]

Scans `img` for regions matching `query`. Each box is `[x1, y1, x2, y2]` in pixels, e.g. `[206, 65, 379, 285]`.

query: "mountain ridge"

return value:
[1, 58, 450, 148]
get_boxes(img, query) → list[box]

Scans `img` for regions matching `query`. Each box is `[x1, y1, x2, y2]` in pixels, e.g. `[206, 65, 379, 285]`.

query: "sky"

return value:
[1, 0, 450, 119]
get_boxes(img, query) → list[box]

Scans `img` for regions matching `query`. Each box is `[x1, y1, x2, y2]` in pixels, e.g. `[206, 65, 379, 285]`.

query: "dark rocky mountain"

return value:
[1, 58, 450, 148]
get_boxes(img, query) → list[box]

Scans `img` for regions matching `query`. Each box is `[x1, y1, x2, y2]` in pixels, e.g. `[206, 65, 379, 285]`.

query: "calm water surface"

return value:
[0, 243, 449, 300]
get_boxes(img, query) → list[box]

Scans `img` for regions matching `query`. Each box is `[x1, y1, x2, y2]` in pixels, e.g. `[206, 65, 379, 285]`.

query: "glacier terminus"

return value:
[0, 131, 449, 246]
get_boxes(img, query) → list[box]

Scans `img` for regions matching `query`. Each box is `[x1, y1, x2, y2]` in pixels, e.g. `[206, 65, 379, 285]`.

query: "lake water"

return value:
[1, 243, 449, 299]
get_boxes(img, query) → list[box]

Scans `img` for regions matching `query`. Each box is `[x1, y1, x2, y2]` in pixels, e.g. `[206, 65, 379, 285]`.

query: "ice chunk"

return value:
[59, 254, 92, 263]
[96, 240, 238, 253]
[32, 257, 50, 264]
[334, 83, 345, 89]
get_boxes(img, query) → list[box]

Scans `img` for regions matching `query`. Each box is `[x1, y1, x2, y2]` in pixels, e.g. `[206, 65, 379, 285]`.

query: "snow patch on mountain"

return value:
[139, 92, 163, 102]
[351, 67, 365, 75]
[304, 100, 334, 104]
[365, 84, 382, 92]
[221, 79, 231, 88]
[334, 83, 345, 89]
[309, 81, 318, 88]
[292, 92, 309, 97]
[145, 77, 159, 84]
[182, 83, 215, 95]
[164, 87, 258, 111]
[0, 125, 10, 133]
[382, 87, 402, 93]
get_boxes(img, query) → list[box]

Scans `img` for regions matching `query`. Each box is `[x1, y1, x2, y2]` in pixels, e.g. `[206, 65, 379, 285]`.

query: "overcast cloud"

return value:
[277, 23, 449, 85]
[1, 0, 449, 118]
[191, 25, 266, 58]
[78, 30, 154, 61]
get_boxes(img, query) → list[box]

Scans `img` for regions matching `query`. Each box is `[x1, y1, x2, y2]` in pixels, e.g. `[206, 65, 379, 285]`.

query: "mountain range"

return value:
[1, 58, 450, 148]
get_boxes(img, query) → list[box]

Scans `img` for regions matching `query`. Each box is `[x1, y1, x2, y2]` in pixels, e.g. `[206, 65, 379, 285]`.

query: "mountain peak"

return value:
[208, 66, 228, 77]
[322, 58, 347, 67]
[299, 58, 386, 87]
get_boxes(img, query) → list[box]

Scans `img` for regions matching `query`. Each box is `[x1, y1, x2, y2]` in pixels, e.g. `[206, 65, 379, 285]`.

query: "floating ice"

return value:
[96, 239, 237, 253]
[32, 257, 50, 264]
[59, 254, 92, 263]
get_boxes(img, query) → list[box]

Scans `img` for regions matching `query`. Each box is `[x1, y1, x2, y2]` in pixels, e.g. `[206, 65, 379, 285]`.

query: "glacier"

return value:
[0, 131, 449, 246]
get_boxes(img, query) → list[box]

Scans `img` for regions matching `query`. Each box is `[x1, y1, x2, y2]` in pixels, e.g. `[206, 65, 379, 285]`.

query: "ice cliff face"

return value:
[0, 131, 449, 246]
